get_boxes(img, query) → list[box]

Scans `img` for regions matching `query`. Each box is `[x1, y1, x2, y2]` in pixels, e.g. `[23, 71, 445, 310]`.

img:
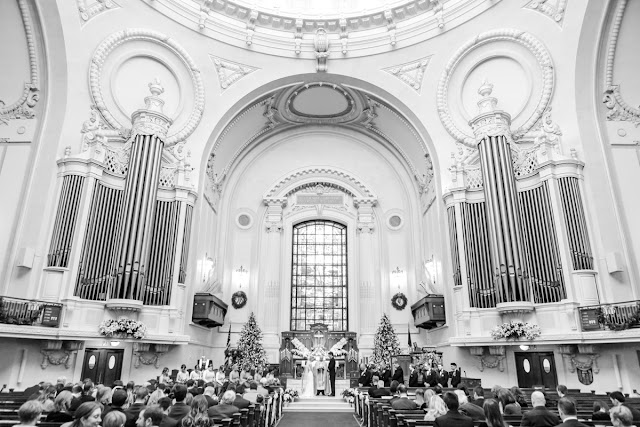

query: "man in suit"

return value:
[556, 397, 589, 427]
[449, 363, 461, 388]
[381, 364, 392, 387]
[368, 376, 391, 398]
[434, 391, 474, 427]
[436, 364, 449, 388]
[167, 384, 190, 423]
[157, 397, 178, 427]
[328, 352, 336, 396]
[610, 391, 640, 422]
[136, 407, 164, 427]
[233, 385, 251, 410]
[409, 364, 420, 387]
[391, 362, 404, 384]
[104, 389, 128, 417]
[208, 390, 240, 421]
[424, 366, 438, 387]
[124, 387, 149, 427]
[470, 386, 484, 408]
[520, 391, 560, 427]
[391, 384, 418, 410]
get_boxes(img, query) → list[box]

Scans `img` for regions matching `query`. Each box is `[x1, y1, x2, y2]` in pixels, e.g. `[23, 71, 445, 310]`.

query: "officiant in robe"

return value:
[314, 357, 332, 396]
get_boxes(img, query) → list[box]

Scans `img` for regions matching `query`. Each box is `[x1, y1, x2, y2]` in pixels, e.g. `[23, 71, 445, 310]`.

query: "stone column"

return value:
[112, 80, 172, 301]
[469, 81, 530, 306]
[354, 197, 378, 339]
[262, 198, 286, 347]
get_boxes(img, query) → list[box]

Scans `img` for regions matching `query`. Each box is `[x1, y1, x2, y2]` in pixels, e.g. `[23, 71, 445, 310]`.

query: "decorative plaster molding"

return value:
[0, 0, 39, 126]
[437, 29, 554, 147]
[265, 167, 376, 199]
[314, 29, 330, 72]
[89, 28, 205, 146]
[77, 0, 120, 23]
[602, 0, 640, 126]
[210, 55, 258, 90]
[382, 56, 432, 92]
[41, 350, 72, 369]
[523, 0, 566, 27]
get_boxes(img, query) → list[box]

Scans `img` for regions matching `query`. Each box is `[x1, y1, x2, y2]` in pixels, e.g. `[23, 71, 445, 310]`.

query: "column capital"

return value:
[263, 197, 286, 233]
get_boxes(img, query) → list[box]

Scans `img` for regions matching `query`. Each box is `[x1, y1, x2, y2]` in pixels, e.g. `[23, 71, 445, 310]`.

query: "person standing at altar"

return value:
[328, 352, 336, 397]
[449, 363, 461, 388]
[315, 357, 327, 396]
[391, 361, 404, 384]
[437, 364, 449, 388]
[381, 364, 392, 387]
[425, 365, 438, 387]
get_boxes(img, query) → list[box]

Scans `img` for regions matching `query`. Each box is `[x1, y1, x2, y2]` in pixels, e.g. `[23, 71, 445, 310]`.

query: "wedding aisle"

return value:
[277, 411, 360, 427]
[283, 396, 354, 413]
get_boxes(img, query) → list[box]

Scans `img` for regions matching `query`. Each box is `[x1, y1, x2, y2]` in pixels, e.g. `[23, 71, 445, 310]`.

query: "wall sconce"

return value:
[236, 265, 248, 288]
[110, 341, 120, 347]
[519, 345, 530, 351]
[392, 266, 404, 289]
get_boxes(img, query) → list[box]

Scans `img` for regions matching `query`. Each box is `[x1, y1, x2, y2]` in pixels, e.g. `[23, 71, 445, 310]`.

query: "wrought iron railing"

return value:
[0, 296, 63, 327]
[578, 300, 640, 332]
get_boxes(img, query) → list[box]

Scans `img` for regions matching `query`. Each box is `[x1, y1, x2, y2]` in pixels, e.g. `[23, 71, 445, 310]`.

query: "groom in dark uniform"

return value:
[328, 352, 336, 396]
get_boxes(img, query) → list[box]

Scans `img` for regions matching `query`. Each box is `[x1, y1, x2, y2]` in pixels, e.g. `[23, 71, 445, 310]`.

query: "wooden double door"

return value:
[81, 349, 123, 386]
[515, 352, 558, 388]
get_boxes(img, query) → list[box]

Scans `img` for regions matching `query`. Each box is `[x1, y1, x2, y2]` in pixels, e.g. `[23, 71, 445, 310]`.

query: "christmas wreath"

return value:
[232, 291, 248, 309]
[391, 292, 408, 310]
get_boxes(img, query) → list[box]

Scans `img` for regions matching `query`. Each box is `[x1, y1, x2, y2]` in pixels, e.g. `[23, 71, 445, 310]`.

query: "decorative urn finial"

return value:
[131, 78, 173, 139]
[468, 79, 512, 142]
[476, 79, 499, 114]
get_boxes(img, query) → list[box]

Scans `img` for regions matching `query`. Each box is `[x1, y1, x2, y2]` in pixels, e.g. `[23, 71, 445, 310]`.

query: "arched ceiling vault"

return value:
[203, 75, 437, 205]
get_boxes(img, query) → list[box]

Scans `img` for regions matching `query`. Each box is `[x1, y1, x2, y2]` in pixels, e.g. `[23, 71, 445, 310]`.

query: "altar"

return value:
[278, 323, 360, 387]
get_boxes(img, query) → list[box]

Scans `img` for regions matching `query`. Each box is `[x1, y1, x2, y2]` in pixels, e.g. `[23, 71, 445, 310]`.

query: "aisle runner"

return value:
[283, 396, 354, 413]
[277, 412, 360, 427]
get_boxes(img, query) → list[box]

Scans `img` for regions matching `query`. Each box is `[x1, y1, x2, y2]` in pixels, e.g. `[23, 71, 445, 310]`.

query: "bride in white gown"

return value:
[300, 356, 316, 397]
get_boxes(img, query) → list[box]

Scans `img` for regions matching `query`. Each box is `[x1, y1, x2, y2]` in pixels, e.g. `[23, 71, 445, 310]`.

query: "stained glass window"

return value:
[290, 220, 347, 331]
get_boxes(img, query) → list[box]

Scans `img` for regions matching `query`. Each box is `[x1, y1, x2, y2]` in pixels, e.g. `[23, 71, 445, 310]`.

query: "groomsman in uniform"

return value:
[437, 364, 449, 388]
[450, 363, 461, 388]
[425, 365, 438, 387]
[381, 364, 392, 387]
[391, 361, 404, 384]
[409, 365, 419, 387]
[328, 352, 336, 396]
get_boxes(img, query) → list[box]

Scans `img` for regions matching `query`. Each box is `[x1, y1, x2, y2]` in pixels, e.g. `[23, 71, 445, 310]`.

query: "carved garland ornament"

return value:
[0, 0, 39, 125]
[89, 29, 205, 146]
[437, 29, 554, 147]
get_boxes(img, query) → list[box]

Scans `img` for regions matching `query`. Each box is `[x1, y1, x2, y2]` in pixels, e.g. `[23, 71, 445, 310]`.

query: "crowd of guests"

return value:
[358, 361, 463, 389]
[14, 366, 283, 427]
[363, 381, 640, 427]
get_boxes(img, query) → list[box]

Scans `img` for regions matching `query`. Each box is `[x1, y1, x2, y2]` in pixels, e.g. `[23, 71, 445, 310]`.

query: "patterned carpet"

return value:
[277, 412, 360, 426]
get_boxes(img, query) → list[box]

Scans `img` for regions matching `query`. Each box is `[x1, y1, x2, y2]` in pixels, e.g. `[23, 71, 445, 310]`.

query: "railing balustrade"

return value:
[0, 296, 63, 327]
[578, 300, 640, 332]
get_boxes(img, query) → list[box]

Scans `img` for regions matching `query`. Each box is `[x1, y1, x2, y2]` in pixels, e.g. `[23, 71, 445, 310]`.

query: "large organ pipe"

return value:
[48, 175, 85, 267]
[178, 204, 193, 284]
[558, 177, 593, 270]
[112, 81, 172, 301]
[470, 82, 529, 304]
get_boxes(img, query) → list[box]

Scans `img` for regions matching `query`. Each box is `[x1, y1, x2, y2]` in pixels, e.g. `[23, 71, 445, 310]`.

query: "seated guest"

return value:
[176, 365, 190, 384]
[367, 376, 390, 398]
[71, 382, 96, 413]
[610, 391, 640, 422]
[47, 391, 74, 422]
[520, 391, 560, 427]
[190, 366, 202, 382]
[391, 384, 418, 410]
[124, 388, 148, 427]
[434, 391, 473, 427]
[167, 385, 189, 422]
[68, 402, 103, 427]
[229, 365, 240, 383]
[136, 407, 163, 427]
[358, 363, 372, 387]
[471, 386, 485, 408]
[180, 395, 211, 427]
[593, 400, 611, 421]
[16, 400, 43, 427]
[148, 389, 165, 406]
[454, 390, 469, 405]
[157, 397, 177, 427]
[201, 365, 215, 385]
[102, 411, 126, 427]
[207, 391, 239, 421]
[480, 399, 509, 427]
[202, 387, 216, 407]
[556, 385, 568, 398]
[243, 382, 260, 404]
[511, 387, 528, 409]
[610, 405, 635, 427]
[37, 385, 58, 412]
[459, 394, 485, 421]
[415, 389, 427, 410]
[497, 389, 521, 415]
[104, 389, 128, 416]
[433, 385, 443, 396]
[97, 387, 112, 410]
[424, 395, 448, 421]
[159, 368, 172, 385]
[233, 385, 251, 410]
[557, 397, 589, 427]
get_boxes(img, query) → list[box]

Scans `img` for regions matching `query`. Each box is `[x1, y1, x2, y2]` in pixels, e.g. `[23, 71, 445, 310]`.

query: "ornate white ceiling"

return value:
[142, 0, 502, 57]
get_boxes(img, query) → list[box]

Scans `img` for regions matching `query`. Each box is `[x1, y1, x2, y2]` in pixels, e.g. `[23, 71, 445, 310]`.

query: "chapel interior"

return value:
[1, 0, 640, 397]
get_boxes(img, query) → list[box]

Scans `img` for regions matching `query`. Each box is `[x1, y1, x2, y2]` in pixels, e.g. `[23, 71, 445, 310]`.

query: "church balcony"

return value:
[192, 293, 228, 328]
[0, 296, 62, 328]
[578, 300, 640, 332]
[411, 295, 445, 330]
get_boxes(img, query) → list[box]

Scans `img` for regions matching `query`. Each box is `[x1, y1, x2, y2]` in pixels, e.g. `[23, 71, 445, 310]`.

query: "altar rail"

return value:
[578, 300, 640, 331]
[0, 296, 62, 327]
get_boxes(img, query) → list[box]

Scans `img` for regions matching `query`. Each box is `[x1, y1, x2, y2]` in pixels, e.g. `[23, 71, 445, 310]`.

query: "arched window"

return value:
[291, 220, 348, 331]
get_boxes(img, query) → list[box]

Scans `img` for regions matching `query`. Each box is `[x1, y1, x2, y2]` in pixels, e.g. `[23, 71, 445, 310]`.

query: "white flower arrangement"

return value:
[490, 321, 540, 341]
[99, 317, 147, 339]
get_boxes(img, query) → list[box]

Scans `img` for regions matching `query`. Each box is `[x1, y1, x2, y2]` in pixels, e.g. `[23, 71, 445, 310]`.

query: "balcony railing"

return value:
[578, 300, 640, 332]
[0, 296, 63, 328]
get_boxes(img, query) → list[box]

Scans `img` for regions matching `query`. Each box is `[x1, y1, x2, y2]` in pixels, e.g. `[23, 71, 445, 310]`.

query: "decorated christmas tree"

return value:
[236, 312, 268, 372]
[372, 313, 401, 367]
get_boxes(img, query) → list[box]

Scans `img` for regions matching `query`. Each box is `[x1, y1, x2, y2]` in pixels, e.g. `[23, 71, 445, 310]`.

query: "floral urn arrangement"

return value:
[99, 317, 147, 339]
[490, 321, 540, 341]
